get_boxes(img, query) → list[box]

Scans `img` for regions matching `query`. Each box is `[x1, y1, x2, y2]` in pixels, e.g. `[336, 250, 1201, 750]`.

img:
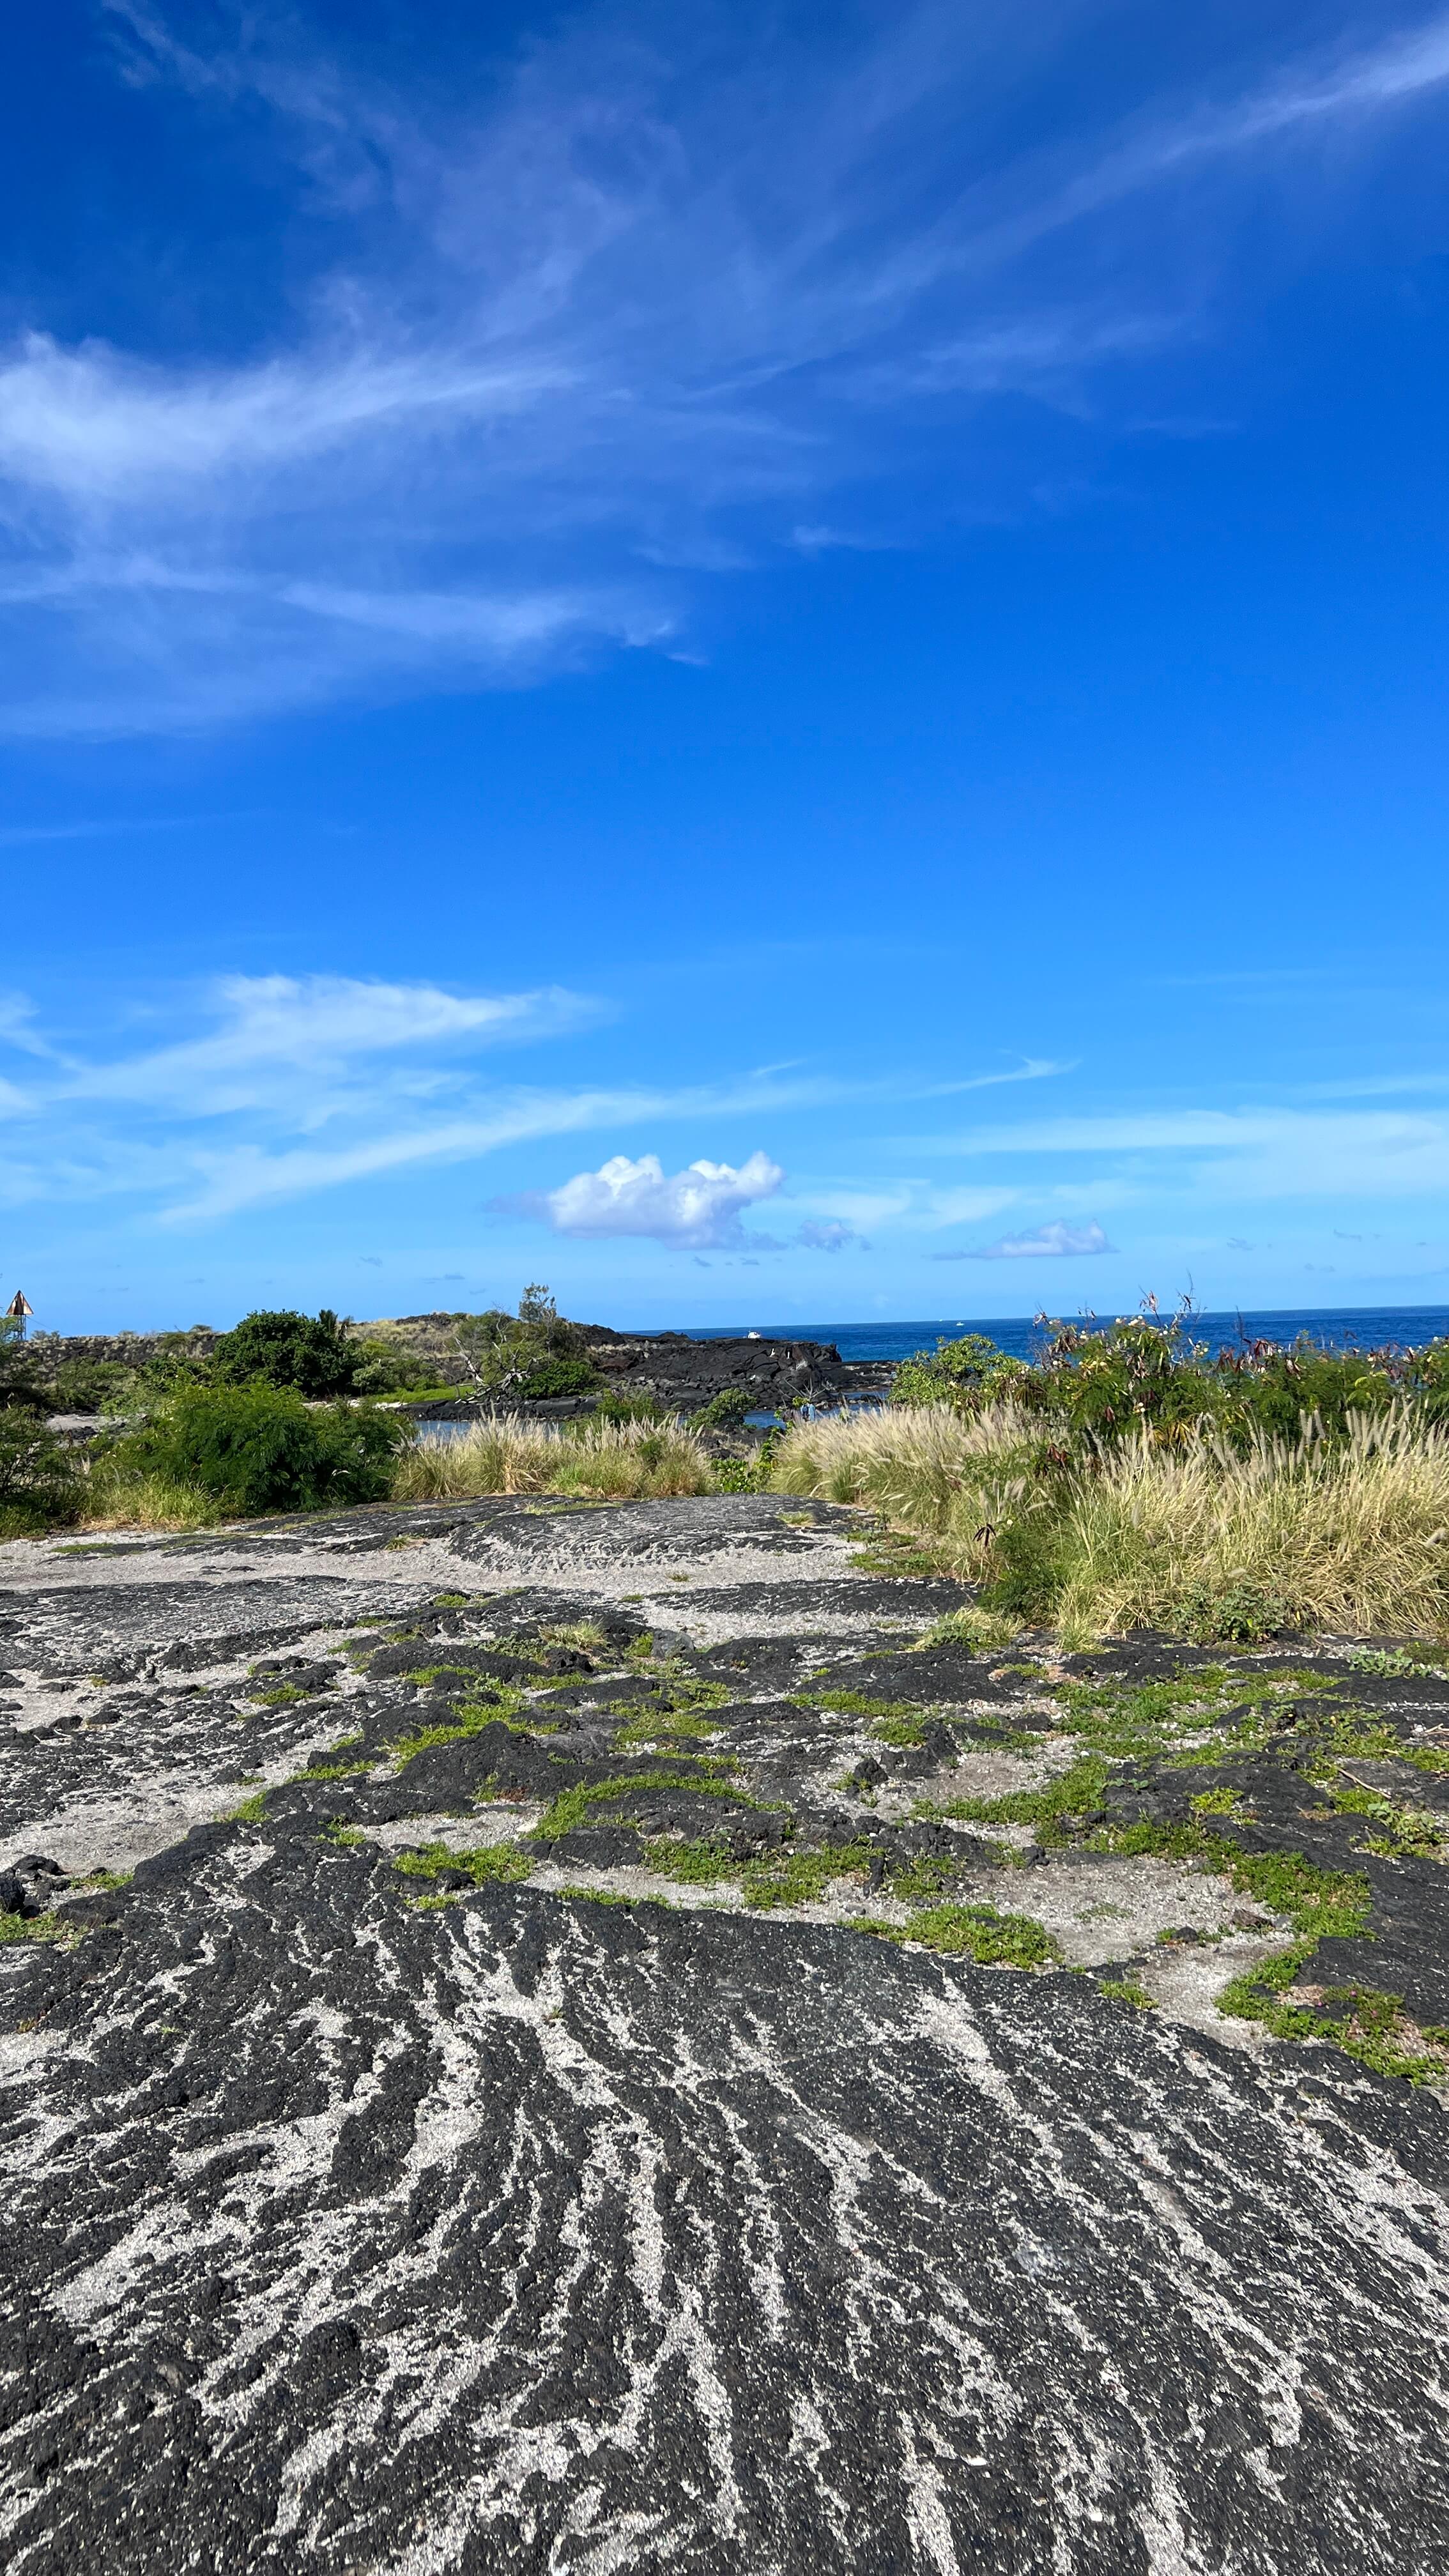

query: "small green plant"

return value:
[1346, 1644, 1449, 1678]
[1098, 1975, 1156, 2009]
[1218, 1958, 1449, 2085]
[388, 1683, 528, 1765]
[395, 1839, 535, 1888]
[712, 1452, 769, 1493]
[0, 1907, 66, 1946]
[741, 1841, 876, 1908]
[884, 1901, 1061, 1966]
[533, 1765, 753, 1842]
[915, 1606, 1022, 1652]
[642, 1834, 735, 1884]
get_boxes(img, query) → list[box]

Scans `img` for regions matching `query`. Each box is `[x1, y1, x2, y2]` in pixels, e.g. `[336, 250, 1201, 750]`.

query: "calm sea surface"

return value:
[680, 1307, 1449, 1365]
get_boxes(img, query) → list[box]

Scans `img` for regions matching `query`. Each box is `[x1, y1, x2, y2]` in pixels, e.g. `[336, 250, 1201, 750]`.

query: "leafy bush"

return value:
[1213, 1335, 1395, 1444]
[595, 1390, 671, 1424]
[1402, 1338, 1449, 1426]
[0, 1315, 45, 1414]
[692, 1387, 751, 1430]
[891, 1308, 1420, 1457]
[100, 1385, 404, 1515]
[349, 1339, 453, 1397]
[447, 1284, 595, 1400]
[515, 1355, 598, 1399]
[0, 1409, 83, 1535]
[47, 1358, 141, 1413]
[892, 1333, 1027, 1413]
[0, 1315, 80, 1533]
[211, 1308, 358, 1398]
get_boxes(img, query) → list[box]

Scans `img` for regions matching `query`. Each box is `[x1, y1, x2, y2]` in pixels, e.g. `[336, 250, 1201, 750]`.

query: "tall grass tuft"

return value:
[81, 1463, 222, 1531]
[1055, 1413, 1449, 1644]
[393, 1413, 714, 1503]
[770, 1403, 1449, 1643]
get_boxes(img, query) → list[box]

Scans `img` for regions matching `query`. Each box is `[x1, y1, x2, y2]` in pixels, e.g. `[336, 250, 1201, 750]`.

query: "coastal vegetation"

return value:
[771, 1397, 1449, 1643]
[8, 1290, 1449, 1646]
[88, 1384, 406, 1523]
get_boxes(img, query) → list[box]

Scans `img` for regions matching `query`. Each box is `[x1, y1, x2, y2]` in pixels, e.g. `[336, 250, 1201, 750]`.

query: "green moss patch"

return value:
[926, 1754, 1109, 1836]
[395, 1839, 535, 1889]
[0, 1908, 67, 1946]
[532, 1764, 754, 1843]
[852, 1901, 1060, 1966]
[388, 1683, 528, 1765]
[1098, 1975, 1156, 2010]
[1218, 1955, 1449, 2085]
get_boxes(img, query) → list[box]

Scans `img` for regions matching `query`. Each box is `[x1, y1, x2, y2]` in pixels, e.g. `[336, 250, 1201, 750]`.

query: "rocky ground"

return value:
[1, 1492, 1447, 2572]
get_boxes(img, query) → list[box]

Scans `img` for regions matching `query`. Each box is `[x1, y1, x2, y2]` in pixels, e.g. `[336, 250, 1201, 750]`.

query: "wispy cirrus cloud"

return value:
[913, 1105, 1449, 1200]
[0, 3, 1443, 730]
[0, 970, 1059, 1226]
[59, 974, 599, 1116]
[933, 1218, 1116, 1261]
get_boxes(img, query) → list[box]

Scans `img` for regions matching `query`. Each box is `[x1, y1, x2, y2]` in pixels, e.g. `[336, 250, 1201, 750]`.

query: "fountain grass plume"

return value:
[770, 1402, 1449, 1643]
[392, 1412, 715, 1503]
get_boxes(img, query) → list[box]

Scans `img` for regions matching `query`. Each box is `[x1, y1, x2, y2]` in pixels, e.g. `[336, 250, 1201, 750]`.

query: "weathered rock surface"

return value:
[1, 1496, 1446, 2572]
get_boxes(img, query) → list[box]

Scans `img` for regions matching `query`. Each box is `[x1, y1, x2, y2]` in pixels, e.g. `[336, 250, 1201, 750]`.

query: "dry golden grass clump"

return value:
[392, 1413, 714, 1503]
[80, 1470, 222, 1532]
[770, 1403, 1449, 1644]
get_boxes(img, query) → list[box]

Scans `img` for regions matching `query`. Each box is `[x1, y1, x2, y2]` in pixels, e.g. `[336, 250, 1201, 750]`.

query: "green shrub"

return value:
[889, 1308, 1420, 1461]
[102, 1385, 404, 1515]
[47, 1358, 141, 1413]
[0, 1409, 83, 1534]
[892, 1333, 1027, 1413]
[693, 1388, 751, 1430]
[0, 1315, 45, 1414]
[349, 1339, 449, 1397]
[515, 1356, 598, 1399]
[1402, 1338, 1449, 1427]
[448, 1284, 594, 1399]
[595, 1390, 671, 1424]
[211, 1308, 358, 1397]
[1215, 1336, 1395, 1445]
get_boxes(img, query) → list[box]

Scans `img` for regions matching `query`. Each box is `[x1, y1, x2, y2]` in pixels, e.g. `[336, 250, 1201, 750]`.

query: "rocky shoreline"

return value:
[1, 1493, 1446, 2569]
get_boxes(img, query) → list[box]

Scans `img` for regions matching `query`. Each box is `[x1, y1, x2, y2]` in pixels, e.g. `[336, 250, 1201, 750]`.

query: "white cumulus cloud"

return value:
[534, 1151, 785, 1249]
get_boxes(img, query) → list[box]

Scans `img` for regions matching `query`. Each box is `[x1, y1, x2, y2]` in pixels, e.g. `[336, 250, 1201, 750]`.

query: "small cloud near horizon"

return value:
[797, 1219, 867, 1253]
[932, 1219, 1116, 1262]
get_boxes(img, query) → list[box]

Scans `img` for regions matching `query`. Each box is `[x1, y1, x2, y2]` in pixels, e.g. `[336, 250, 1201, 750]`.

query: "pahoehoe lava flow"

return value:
[1, 1494, 1446, 2572]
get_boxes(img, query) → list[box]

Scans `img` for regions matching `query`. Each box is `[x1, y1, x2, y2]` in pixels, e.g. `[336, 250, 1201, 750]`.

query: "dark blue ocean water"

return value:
[680, 1307, 1449, 1366]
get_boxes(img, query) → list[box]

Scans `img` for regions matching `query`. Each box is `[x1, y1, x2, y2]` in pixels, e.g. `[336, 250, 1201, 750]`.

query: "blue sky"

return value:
[4, 0, 1449, 1333]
